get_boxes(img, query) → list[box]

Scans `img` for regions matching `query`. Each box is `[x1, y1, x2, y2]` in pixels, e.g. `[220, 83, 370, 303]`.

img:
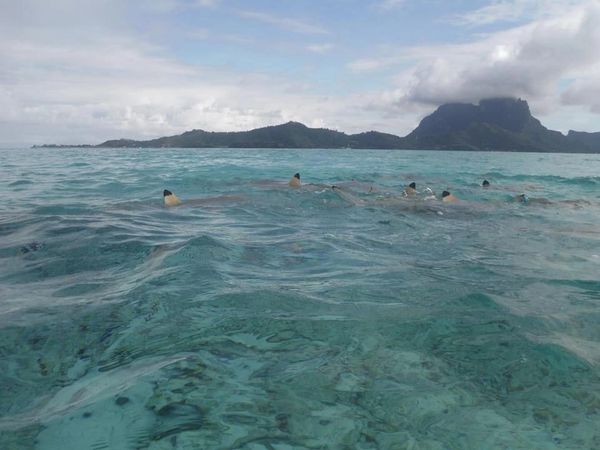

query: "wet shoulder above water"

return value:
[1, 148, 600, 449]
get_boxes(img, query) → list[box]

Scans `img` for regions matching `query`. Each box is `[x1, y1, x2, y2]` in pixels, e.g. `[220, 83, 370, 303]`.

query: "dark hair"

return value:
[163, 189, 173, 196]
[482, 180, 490, 186]
[409, 182, 416, 189]
[442, 190, 450, 197]
[294, 173, 300, 179]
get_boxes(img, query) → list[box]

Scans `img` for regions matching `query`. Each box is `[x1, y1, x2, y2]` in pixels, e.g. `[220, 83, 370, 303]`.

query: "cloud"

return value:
[184, 28, 254, 45]
[2, 0, 600, 146]
[0, 24, 376, 145]
[237, 10, 329, 35]
[349, 0, 600, 120]
[192, 0, 221, 7]
[377, 0, 406, 10]
[348, 55, 406, 73]
[0, 1, 347, 145]
[452, 0, 586, 26]
[306, 43, 334, 53]
[561, 69, 600, 113]
[452, 0, 534, 26]
[145, 0, 222, 12]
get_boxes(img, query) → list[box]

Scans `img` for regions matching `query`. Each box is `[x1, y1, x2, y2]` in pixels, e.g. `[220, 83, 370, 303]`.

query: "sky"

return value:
[1, 0, 600, 146]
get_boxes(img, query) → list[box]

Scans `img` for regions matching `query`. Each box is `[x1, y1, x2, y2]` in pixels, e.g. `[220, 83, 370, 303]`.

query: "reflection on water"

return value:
[1, 148, 599, 449]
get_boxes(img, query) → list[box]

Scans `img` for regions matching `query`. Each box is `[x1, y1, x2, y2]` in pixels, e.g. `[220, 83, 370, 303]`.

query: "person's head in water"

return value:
[163, 189, 182, 207]
[516, 193, 529, 203]
[288, 172, 301, 187]
[404, 181, 417, 195]
[442, 190, 458, 203]
[482, 180, 490, 187]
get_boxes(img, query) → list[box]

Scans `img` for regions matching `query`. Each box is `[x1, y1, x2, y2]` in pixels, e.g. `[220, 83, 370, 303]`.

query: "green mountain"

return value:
[348, 131, 405, 149]
[566, 130, 600, 150]
[38, 98, 600, 152]
[99, 122, 345, 148]
[98, 121, 405, 149]
[402, 98, 582, 152]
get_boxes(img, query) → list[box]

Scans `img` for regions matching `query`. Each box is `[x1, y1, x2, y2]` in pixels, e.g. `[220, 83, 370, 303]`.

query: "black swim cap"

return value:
[409, 182, 416, 189]
[442, 190, 450, 197]
[482, 180, 490, 186]
[294, 173, 300, 179]
[163, 189, 172, 196]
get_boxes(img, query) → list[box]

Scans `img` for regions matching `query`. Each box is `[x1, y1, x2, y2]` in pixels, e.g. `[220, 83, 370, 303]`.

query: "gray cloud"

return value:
[2, 0, 600, 146]
[0, 0, 413, 146]
[561, 74, 600, 113]
[387, 1, 600, 114]
[0, 24, 373, 145]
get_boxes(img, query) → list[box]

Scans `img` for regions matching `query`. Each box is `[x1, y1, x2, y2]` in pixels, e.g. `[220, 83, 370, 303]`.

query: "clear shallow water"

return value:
[0, 147, 599, 449]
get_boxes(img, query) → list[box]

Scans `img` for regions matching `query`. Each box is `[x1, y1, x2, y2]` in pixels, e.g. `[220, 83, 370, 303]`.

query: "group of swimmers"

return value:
[288, 173, 461, 203]
[400, 181, 458, 203]
[402, 178, 516, 203]
[162, 173, 547, 207]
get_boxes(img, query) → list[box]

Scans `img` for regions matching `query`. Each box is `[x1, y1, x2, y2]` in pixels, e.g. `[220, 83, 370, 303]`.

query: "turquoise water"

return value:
[1, 148, 599, 449]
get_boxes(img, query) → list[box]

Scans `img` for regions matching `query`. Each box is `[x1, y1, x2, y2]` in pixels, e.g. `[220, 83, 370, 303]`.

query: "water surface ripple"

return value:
[1, 148, 599, 449]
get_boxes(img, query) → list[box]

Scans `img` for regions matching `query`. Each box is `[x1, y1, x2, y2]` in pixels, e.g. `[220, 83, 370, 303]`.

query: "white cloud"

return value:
[0, 25, 379, 145]
[347, 0, 600, 125]
[561, 67, 600, 113]
[2, 0, 600, 146]
[348, 55, 407, 73]
[237, 10, 329, 35]
[307, 43, 334, 53]
[184, 28, 256, 46]
[412, 3, 600, 105]
[453, 0, 533, 26]
[377, 0, 406, 10]
[452, 0, 586, 26]
[143, 0, 222, 12]
[192, 0, 221, 7]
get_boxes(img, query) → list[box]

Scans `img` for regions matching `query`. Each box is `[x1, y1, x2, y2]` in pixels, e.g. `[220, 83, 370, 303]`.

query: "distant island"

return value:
[34, 98, 600, 153]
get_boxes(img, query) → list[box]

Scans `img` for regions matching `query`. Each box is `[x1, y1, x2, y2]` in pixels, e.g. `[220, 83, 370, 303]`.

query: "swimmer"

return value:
[515, 193, 529, 204]
[404, 182, 417, 196]
[423, 187, 436, 201]
[482, 180, 490, 187]
[18, 242, 44, 255]
[441, 190, 458, 203]
[289, 173, 301, 188]
[163, 189, 242, 207]
[513, 193, 553, 205]
[163, 189, 182, 207]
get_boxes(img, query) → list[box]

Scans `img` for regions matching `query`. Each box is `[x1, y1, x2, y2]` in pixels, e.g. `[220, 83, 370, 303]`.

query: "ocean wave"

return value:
[1, 148, 599, 449]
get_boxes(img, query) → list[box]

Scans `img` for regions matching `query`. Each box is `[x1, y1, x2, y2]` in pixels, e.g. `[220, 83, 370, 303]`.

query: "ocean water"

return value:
[0, 147, 599, 450]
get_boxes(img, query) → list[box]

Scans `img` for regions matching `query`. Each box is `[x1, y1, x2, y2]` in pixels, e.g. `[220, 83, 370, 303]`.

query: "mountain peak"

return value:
[478, 97, 531, 132]
[406, 97, 534, 142]
[402, 97, 583, 151]
[79, 97, 600, 152]
[280, 121, 308, 128]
